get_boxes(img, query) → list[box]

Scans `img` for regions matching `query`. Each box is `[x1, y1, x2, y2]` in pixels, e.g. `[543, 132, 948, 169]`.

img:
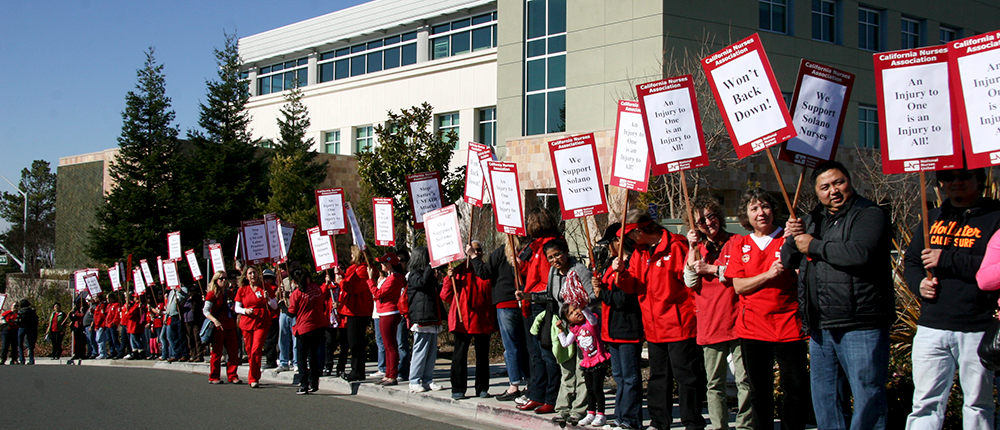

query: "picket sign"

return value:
[610, 100, 651, 192]
[425, 205, 465, 268]
[133, 268, 146, 296]
[345, 203, 366, 251]
[264, 213, 283, 263]
[315, 188, 348, 235]
[547, 133, 609, 220]
[209, 243, 226, 275]
[478, 148, 498, 203]
[948, 30, 1000, 169]
[167, 231, 182, 262]
[307, 226, 338, 272]
[406, 171, 444, 230]
[185, 249, 203, 281]
[163, 260, 180, 290]
[74, 270, 88, 292]
[240, 218, 271, 266]
[373, 197, 396, 247]
[278, 221, 297, 263]
[156, 257, 164, 286]
[0, 293, 6, 311]
[464, 142, 491, 207]
[487, 161, 526, 236]
[84, 274, 102, 297]
[108, 265, 122, 291]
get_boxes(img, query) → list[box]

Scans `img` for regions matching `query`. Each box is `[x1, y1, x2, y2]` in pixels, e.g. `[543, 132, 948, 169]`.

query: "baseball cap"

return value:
[375, 252, 399, 266]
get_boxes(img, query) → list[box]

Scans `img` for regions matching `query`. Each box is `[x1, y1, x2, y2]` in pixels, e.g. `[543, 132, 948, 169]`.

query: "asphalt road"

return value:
[0, 365, 507, 430]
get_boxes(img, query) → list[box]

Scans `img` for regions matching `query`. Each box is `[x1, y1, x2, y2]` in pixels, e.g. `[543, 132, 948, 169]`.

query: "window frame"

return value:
[355, 126, 374, 154]
[256, 58, 308, 96]
[438, 112, 461, 149]
[478, 107, 497, 147]
[939, 25, 960, 44]
[523, 0, 567, 136]
[316, 31, 418, 83]
[858, 6, 882, 51]
[430, 12, 498, 60]
[901, 16, 923, 49]
[811, 0, 838, 43]
[858, 105, 879, 149]
[760, 0, 789, 34]
[324, 130, 341, 155]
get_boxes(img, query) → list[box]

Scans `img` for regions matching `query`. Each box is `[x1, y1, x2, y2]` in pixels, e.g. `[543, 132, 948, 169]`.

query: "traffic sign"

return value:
[0, 254, 7, 265]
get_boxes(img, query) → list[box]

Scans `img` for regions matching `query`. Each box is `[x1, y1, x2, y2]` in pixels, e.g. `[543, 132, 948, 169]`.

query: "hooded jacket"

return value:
[407, 266, 443, 326]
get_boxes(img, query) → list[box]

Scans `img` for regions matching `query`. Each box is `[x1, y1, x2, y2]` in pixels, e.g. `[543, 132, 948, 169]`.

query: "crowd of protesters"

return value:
[5, 160, 1000, 430]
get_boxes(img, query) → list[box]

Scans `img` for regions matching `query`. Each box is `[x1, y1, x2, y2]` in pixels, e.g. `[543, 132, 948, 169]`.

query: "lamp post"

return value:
[0, 173, 27, 273]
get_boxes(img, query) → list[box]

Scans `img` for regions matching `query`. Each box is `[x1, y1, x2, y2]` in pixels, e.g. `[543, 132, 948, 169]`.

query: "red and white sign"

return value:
[209, 243, 225, 275]
[0, 293, 6, 311]
[949, 31, 1000, 169]
[406, 171, 444, 230]
[345, 203, 365, 251]
[162, 260, 180, 290]
[307, 226, 339, 272]
[610, 100, 651, 191]
[278, 221, 297, 263]
[702, 33, 796, 159]
[637, 76, 710, 174]
[84, 274, 102, 297]
[108, 265, 122, 291]
[424, 205, 464, 268]
[140, 259, 155, 287]
[240, 218, 271, 265]
[487, 161, 526, 236]
[478, 148, 497, 202]
[264, 213, 282, 263]
[132, 268, 146, 296]
[184, 249, 203, 281]
[874, 45, 963, 174]
[74, 270, 88, 292]
[373, 197, 396, 247]
[316, 188, 348, 235]
[464, 142, 490, 207]
[778, 60, 856, 167]
[167, 231, 182, 261]
[547, 133, 609, 219]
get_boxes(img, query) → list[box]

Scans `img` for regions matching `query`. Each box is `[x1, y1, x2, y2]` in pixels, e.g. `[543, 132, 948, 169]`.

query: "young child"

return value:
[556, 275, 611, 427]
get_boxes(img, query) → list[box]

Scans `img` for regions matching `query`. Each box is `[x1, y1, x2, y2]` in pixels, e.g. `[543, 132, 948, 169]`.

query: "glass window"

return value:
[351, 44, 366, 54]
[526, 0, 547, 39]
[940, 26, 960, 44]
[901, 17, 921, 49]
[430, 12, 497, 61]
[367, 40, 383, 50]
[356, 126, 374, 153]
[472, 13, 492, 26]
[324, 131, 341, 154]
[523, 0, 566, 136]
[271, 73, 283, 93]
[319, 63, 333, 83]
[433, 37, 450, 59]
[548, 35, 566, 53]
[385, 35, 400, 46]
[452, 18, 471, 30]
[402, 43, 417, 65]
[384, 47, 400, 69]
[812, 0, 837, 43]
[336, 48, 350, 57]
[367, 51, 383, 73]
[335, 59, 350, 80]
[548, 0, 566, 34]
[438, 112, 460, 148]
[402, 31, 417, 41]
[433, 23, 451, 35]
[255, 57, 308, 95]
[452, 31, 471, 55]
[547, 91, 565, 133]
[320, 51, 336, 61]
[527, 40, 546, 58]
[547, 56, 565, 89]
[858, 7, 881, 51]
[472, 27, 492, 51]
[478, 107, 497, 147]
[526, 59, 546, 92]
[858, 105, 879, 149]
[526, 94, 546, 136]
[760, 0, 788, 34]
[258, 76, 270, 95]
[351, 56, 366, 76]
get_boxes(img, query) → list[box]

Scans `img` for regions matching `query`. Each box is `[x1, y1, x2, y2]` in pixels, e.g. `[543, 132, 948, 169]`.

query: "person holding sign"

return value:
[613, 209, 706, 430]
[781, 161, 894, 430]
[336, 247, 373, 382]
[406, 247, 446, 393]
[203, 271, 242, 384]
[726, 189, 811, 430]
[441, 241, 498, 400]
[287, 268, 329, 395]
[905, 168, 1000, 428]
[234, 266, 279, 388]
[367, 252, 406, 386]
[682, 197, 751, 430]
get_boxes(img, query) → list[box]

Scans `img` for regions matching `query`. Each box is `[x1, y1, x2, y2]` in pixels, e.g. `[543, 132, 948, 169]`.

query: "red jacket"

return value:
[92, 303, 106, 329]
[726, 233, 805, 343]
[288, 283, 329, 335]
[107, 303, 121, 328]
[2, 310, 17, 330]
[441, 264, 498, 335]
[123, 302, 142, 334]
[691, 237, 741, 345]
[339, 264, 374, 317]
[368, 273, 405, 315]
[521, 236, 559, 294]
[618, 230, 697, 343]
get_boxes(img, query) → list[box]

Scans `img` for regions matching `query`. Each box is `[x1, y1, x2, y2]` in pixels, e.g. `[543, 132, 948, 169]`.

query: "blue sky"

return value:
[0, 0, 366, 230]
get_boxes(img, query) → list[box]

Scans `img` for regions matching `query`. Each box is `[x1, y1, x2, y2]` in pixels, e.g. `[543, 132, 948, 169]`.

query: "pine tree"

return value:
[263, 86, 327, 267]
[182, 31, 267, 256]
[1, 160, 57, 274]
[87, 48, 180, 264]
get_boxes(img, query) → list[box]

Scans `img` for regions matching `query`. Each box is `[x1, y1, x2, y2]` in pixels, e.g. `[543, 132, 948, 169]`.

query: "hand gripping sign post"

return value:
[167, 231, 182, 262]
[424, 204, 466, 323]
[778, 60, 856, 208]
[240, 218, 271, 266]
[637, 75, 710, 231]
[307, 226, 339, 272]
[948, 30, 1000, 169]
[315, 188, 348, 235]
[406, 171, 444, 230]
[373, 197, 396, 247]
[547, 133, 609, 265]
[874, 45, 963, 278]
[487, 161, 526, 296]
[702, 34, 798, 215]
[209, 244, 226, 275]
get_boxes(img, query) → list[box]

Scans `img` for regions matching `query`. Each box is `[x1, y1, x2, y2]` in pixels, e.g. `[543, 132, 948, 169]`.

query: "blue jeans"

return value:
[409, 331, 439, 387]
[86, 327, 98, 357]
[810, 327, 889, 430]
[167, 317, 187, 359]
[17, 328, 36, 364]
[279, 313, 297, 366]
[107, 325, 120, 357]
[96, 327, 109, 358]
[496, 308, 528, 385]
[397, 319, 411, 379]
[609, 342, 642, 429]
[375, 318, 386, 373]
[158, 326, 169, 359]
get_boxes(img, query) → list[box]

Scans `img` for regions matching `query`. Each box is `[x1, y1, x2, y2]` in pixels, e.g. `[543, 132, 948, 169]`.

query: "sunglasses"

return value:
[938, 170, 974, 182]
[695, 213, 720, 225]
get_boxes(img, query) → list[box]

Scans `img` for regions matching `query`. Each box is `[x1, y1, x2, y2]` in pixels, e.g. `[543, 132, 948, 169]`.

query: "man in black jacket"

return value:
[781, 161, 894, 430]
[903, 168, 1000, 428]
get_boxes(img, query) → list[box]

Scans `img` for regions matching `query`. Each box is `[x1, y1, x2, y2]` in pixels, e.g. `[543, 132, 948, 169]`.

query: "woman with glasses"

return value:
[204, 271, 241, 384]
[234, 266, 278, 388]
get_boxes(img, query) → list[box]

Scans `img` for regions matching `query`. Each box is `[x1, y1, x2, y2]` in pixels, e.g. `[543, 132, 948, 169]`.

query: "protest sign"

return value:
[0, 293, 6, 311]
[74, 270, 87, 292]
[949, 31, 1000, 169]
[478, 147, 497, 202]
[209, 244, 225, 275]
[155, 257, 164, 286]
[279, 221, 297, 262]
[167, 231, 182, 262]
[108, 265, 122, 291]
[464, 142, 490, 207]
[778, 60, 856, 167]
[373, 197, 396, 247]
[610, 100, 651, 191]
[307, 226, 338, 272]
[702, 33, 796, 158]
[547, 133, 609, 219]
[240, 218, 271, 265]
[315, 188, 348, 235]
[133, 268, 146, 295]
[163, 260, 180, 289]
[185, 249, 203, 281]
[636, 76, 710, 174]
[264, 213, 282, 263]
[84, 274, 102, 297]
[140, 259, 154, 287]
[487, 161, 526, 236]
[406, 171, 444, 230]
[874, 46, 963, 173]
[344, 203, 365, 251]
[424, 205, 464, 267]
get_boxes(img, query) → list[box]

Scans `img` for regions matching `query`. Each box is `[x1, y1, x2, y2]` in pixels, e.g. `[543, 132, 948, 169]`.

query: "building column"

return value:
[307, 52, 319, 86]
[247, 68, 258, 97]
[417, 25, 430, 63]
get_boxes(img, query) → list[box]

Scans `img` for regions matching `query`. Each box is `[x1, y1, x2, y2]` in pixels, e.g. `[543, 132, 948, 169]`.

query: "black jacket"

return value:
[781, 194, 895, 331]
[904, 198, 1000, 332]
[16, 307, 38, 334]
[471, 246, 519, 305]
[599, 263, 643, 341]
[407, 266, 443, 325]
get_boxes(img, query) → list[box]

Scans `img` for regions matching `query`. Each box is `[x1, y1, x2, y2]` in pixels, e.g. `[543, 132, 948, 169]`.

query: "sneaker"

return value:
[370, 370, 385, 378]
[123, 354, 133, 360]
[514, 395, 530, 406]
[296, 387, 309, 395]
[274, 365, 290, 373]
[478, 391, 491, 398]
[250, 382, 259, 388]
[409, 384, 428, 392]
[591, 414, 607, 427]
[308, 387, 318, 393]
[293, 365, 298, 372]
[451, 392, 466, 400]
[425, 382, 443, 391]
[578, 414, 596, 426]
[230, 379, 244, 384]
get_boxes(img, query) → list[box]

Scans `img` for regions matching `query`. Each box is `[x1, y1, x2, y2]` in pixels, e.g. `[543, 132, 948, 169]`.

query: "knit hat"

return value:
[560, 271, 589, 310]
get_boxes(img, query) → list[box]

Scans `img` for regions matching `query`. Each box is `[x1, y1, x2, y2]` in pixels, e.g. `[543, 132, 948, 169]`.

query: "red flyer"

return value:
[547, 133, 609, 219]
[874, 45, 963, 174]
[486, 161, 526, 236]
[702, 33, 796, 159]
[636, 76, 710, 174]
[948, 30, 1000, 169]
[778, 60, 856, 167]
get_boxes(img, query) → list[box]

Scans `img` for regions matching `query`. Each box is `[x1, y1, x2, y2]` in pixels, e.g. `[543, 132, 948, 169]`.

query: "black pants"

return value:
[50, 331, 64, 358]
[71, 328, 87, 359]
[0, 327, 14, 363]
[450, 332, 491, 395]
[324, 327, 349, 372]
[345, 316, 371, 379]
[740, 338, 812, 430]
[183, 320, 204, 360]
[526, 304, 561, 405]
[647, 339, 707, 429]
[583, 362, 608, 414]
[296, 328, 325, 389]
[263, 317, 279, 366]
